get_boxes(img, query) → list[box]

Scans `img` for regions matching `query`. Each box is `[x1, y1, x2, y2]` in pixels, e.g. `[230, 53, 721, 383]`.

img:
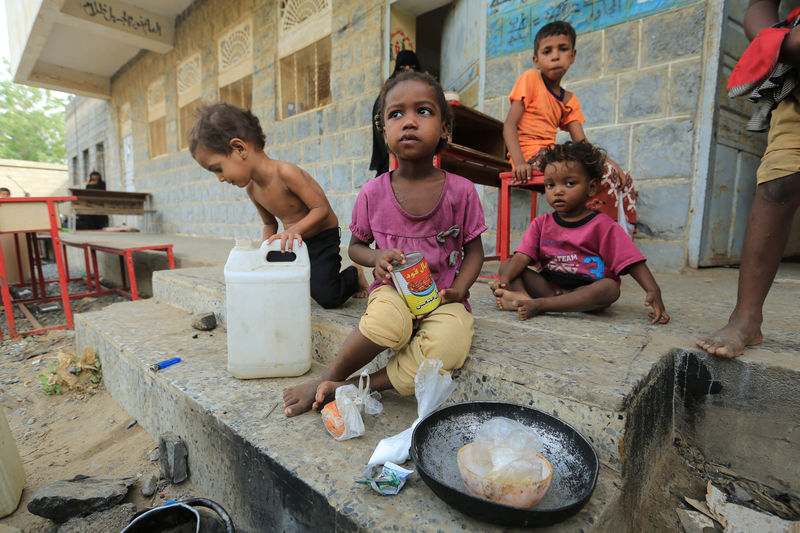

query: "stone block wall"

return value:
[65, 0, 727, 272]
[101, 0, 383, 243]
[65, 96, 117, 189]
[483, 3, 710, 271]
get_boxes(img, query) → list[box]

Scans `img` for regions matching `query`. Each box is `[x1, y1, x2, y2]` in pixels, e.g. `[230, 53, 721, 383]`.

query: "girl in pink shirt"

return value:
[492, 140, 669, 324]
[283, 71, 486, 417]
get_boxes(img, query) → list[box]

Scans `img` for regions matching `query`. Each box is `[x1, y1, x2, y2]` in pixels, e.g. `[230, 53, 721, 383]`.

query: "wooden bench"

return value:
[68, 188, 155, 231]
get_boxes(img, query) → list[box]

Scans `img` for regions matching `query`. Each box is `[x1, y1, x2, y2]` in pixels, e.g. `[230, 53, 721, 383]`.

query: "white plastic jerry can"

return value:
[224, 239, 312, 379]
[0, 408, 25, 518]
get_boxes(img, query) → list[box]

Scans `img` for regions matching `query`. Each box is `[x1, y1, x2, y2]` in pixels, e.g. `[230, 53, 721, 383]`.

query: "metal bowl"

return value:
[410, 402, 598, 527]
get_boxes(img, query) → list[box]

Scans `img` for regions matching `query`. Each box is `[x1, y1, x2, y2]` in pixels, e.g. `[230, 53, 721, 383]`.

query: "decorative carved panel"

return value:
[217, 19, 253, 87]
[177, 53, 202, 107]
[147, 77, 165, 121]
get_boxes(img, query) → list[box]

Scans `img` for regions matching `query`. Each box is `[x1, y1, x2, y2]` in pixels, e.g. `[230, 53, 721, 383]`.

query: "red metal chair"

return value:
[496, 171, 545, 262]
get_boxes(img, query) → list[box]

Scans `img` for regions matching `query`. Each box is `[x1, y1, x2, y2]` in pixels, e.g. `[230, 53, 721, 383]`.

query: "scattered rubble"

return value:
[676, 507, 717, 533]
[26, 474, 138, 521]
[706, 482, 800, 533]
[55, 502, 136, 533]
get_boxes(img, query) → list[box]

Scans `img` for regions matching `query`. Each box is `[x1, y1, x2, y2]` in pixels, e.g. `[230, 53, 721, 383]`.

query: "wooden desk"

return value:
[440, 103, 511, 187]
[68, 189, 154, 231]
[0, 197, 76, 339]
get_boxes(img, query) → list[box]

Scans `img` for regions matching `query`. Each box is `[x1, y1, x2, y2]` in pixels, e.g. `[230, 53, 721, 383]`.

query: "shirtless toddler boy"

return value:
[189, 103, 367, 308]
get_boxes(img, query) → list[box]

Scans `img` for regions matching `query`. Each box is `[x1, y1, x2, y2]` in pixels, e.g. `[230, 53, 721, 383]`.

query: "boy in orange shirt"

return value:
[503, 21, 635, 230]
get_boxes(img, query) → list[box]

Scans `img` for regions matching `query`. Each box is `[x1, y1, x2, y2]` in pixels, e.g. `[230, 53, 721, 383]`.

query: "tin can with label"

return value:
[390, 252, 441, 316]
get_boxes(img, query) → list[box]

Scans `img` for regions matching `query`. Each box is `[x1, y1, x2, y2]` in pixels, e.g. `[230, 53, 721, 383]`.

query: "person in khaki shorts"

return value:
[697, 0, 800, 358]
[283, 72, 486, 416]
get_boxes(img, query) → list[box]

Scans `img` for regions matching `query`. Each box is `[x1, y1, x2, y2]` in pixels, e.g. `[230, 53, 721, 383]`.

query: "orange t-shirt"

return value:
[509, 69, 586, 162]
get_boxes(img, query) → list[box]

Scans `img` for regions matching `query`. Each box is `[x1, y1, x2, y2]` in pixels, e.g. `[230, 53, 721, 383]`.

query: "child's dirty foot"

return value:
[313, 380, 347, 411]
[696, 321, 763, 358]
[495, 288, 528, 310]
[283, 378, 322, 417]
[516, 299, 542, 321]
[354, 265, 369, 298]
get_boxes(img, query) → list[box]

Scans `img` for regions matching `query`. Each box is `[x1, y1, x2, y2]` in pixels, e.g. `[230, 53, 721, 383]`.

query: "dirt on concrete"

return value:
[0, 293, 195, 533]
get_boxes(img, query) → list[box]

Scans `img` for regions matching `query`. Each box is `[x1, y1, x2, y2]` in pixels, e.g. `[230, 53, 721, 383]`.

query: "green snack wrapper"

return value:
[355, 462, 414, 495]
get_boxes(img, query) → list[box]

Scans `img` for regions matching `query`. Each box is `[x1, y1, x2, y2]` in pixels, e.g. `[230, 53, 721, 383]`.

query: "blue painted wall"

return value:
[487, 0, 700, 58]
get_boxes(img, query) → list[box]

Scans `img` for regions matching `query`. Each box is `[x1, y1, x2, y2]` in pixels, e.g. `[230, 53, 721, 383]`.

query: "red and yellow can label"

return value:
[390, 252, 441, 316]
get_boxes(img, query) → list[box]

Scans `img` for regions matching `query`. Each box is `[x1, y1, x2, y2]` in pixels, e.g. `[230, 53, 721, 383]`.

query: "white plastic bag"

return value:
[368, 359, 457, 465]
[321, 371, 383, 441]
[473, 417, 547, 482]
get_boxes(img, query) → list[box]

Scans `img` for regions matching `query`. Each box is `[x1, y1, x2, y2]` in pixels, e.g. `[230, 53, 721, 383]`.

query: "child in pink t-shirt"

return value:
[492, 140, 669, 323]
[283, 71, 486, 417]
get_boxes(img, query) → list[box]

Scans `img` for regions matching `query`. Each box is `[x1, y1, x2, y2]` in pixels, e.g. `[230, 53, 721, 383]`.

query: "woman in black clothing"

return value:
[76, 171, 108, 229]
[368, 50, 422, 176]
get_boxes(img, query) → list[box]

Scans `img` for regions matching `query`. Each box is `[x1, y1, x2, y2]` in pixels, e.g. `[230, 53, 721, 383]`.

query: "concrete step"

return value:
[152, 267, 674, 492]
[75, 298, 625, 532]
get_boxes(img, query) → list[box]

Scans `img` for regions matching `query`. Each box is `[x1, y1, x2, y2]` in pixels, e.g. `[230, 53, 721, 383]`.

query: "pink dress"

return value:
[515, 212, 645, 289]
[350, 171, 487, 309]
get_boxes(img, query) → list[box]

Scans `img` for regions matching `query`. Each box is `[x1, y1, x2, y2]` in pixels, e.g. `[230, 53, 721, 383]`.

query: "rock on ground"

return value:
[26, 474, 138, 521]
[140, 473, 158, 497]
[159, 432, 188, 484]
[56, 503, 137, 533]
[191, 312, 216, 331]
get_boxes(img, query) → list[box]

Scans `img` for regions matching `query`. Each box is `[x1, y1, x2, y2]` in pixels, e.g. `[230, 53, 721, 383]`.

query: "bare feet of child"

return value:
[696, 319, 763, 358]
[283, 378, 322, 417]
[515, 299, 543, 321]
[313, 380, 348, 411]
[354, 265, 369, 298]
[494, 288, 529, 310]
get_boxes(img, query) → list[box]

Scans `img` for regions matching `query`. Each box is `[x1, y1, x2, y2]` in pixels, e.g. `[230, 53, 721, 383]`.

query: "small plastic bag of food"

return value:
[474, 417, 547, 481]
[321, 371, 383, 440]
[458, 417, 552, 508]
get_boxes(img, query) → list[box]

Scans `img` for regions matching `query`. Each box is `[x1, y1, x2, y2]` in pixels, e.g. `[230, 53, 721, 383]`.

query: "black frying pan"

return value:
[410, 402, 598, 528]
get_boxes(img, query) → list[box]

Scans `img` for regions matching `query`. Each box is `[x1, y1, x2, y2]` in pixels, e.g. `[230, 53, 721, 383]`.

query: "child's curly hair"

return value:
[188, 103, 266, 156]
[537, 140, 607, 182]
[375, 71, 454, 154]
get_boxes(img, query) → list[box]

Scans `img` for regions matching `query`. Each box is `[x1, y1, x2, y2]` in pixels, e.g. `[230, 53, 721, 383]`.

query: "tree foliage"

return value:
[0, 59, 67, 163]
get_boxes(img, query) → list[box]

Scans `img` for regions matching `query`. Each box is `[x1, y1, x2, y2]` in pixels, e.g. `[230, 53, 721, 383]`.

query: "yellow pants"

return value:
[358, 285, 474, 395]
[757, 87, 800, 184]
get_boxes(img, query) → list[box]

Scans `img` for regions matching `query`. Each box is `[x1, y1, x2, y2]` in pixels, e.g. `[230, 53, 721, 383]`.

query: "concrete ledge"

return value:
[153, 267, 675, 476]
[75, 299, 624, 532]
[89, 263, 800, 529]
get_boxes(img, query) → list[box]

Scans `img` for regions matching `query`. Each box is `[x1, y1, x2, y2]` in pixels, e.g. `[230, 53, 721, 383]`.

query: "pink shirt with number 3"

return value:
[515, 212, 645, 286]
[350, 171, 487, 309]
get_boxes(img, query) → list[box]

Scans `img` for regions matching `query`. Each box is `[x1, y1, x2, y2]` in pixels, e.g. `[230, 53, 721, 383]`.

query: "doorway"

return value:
[387, 0, 485, 109]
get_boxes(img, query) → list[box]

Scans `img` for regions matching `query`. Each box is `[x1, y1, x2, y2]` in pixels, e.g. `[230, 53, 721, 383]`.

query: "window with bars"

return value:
[178, 100, 203, 151]
[217, 20, 253, 113]
[219, 76, 253, 112]
[149, 118, 167, 158]
[280, 35, 331, 118]
[278, 0, 331, 119]
[147, 78, 167, 159]
[95, 143, 105, 177]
